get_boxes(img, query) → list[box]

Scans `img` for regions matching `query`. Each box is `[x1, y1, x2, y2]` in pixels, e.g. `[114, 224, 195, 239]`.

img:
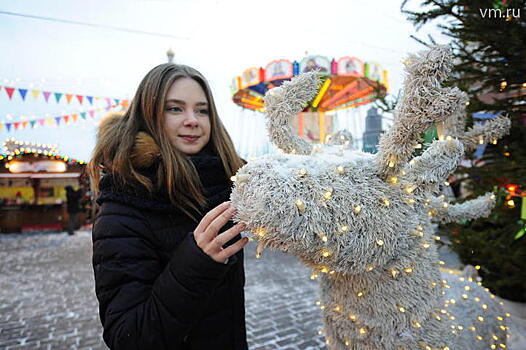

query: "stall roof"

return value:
[0, 173, 81, 178]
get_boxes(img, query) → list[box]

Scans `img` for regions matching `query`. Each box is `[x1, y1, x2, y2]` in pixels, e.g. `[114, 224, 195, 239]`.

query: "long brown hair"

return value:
[88, 64, 244, 219]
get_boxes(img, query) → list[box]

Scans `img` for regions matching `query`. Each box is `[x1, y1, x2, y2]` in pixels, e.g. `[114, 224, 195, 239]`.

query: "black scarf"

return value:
[97, 155, 232, 215]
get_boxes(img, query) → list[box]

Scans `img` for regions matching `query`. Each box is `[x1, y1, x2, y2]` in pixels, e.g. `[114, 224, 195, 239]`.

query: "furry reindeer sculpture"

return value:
[230, 46, 511, 350]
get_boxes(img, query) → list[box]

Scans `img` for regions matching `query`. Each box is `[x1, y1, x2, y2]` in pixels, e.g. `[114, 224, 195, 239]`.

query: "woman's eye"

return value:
[196, 109, 209, 115]
[166, 106, 183, 112]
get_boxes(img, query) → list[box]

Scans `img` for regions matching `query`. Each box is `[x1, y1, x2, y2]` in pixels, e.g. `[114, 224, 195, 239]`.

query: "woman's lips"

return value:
[180, 135, 200, 143]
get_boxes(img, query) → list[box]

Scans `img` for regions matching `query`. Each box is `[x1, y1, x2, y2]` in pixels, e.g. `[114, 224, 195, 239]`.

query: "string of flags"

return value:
[0, 103, 124, 132]
[0, 85, 129, 106]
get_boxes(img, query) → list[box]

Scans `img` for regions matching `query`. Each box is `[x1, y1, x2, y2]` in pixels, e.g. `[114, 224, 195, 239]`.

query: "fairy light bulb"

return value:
[295, 199, 306, 212]
[336, 165, 345, 174]
[388, 176, 398, 184]
[359, 328, 367, 335]
[398, 306, 406, 313]
[376, 239, 384, 246]
[382, 199, 390, 206]
[357, 291, 364, 297]
[298, 168, 307, 176]
[353, 205, 361, 214]
[349, 313, 357, 321]
[321, 249, 332, 258]
[405, 185, 416, 194]
[323, 189, 333, 200]
[318, 233, 328, 242]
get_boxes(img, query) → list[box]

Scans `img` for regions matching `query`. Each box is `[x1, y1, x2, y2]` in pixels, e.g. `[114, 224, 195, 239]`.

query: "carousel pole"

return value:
[319, 111, 325, 144]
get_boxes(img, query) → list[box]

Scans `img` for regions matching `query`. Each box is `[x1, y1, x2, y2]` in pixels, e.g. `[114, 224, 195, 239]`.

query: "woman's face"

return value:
[163, 77, 211, 155]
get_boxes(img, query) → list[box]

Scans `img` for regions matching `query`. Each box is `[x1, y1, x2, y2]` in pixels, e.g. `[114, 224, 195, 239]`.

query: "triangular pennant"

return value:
[76, 95, 84, 104]
[89, 110, 95, 118]
[55, 116, 62, 125]
[121, 99, 130, 108]
[14, 122, 21, 130]
[5, 87, 15, 99]
[54, 92, 63, 103]
[63, 115, 70, 123]
[80, 112, 87, 119]
[31, 90, 40, 99]
[46, 118, 53, 126]
[43, 91, 51, 102]
[105, 97, 111, 105]
[6, 123, 12, 132]
[22, 121, 29, 128]
[38, 119, 46, 126]
[18, 88, 28, 101]
[86, 96, 93, 105]
[72, 114, 78, 122]
[30, 120, 37, 128]
[114, 98, 120, 105]
[65, 94, 73, 104]
[0, 123, 3, 131]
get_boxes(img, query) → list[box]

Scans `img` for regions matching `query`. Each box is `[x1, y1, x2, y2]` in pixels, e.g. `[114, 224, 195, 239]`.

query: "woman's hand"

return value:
[194, 202, 249, 263]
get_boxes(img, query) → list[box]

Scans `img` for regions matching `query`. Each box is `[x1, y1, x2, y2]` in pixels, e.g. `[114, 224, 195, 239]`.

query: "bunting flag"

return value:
[5, 87, 15, 99]
[18, 89, 28, 101]
[0, 84, 127, 106]
[0, 104, 120, 132]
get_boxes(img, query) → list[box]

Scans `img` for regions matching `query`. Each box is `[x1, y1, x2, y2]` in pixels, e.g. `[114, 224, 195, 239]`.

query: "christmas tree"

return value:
[402, 0, 526, 301]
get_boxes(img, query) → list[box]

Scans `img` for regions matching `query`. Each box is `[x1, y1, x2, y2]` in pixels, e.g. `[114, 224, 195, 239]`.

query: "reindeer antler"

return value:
[264, 72, 320, 155]
[375, 46, 467, 178]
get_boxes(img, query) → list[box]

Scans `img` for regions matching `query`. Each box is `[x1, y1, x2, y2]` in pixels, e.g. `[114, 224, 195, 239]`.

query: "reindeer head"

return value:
[231, 46, 510, 275]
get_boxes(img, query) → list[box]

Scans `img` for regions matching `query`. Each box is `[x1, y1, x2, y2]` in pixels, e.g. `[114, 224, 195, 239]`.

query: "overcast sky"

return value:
[0, 0, 448, 160]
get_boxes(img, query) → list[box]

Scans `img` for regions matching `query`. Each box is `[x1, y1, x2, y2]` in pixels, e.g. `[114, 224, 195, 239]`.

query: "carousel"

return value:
[0, 138, 88, 233]
[231, 54, 389, 144]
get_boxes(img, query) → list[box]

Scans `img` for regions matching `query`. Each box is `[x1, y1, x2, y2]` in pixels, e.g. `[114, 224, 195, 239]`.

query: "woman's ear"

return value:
[130, 132, 161, 168]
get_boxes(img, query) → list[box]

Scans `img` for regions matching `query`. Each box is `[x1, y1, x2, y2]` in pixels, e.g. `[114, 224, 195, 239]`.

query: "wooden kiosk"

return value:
[0, 138, 88, 233]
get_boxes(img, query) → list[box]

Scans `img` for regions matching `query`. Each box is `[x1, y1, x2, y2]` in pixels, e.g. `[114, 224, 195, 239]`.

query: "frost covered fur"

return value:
[230, 46, 511, 350]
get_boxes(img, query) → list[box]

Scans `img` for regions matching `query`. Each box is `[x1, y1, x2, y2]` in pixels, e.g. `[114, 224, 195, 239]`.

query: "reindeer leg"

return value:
[429, 192, 496, 224]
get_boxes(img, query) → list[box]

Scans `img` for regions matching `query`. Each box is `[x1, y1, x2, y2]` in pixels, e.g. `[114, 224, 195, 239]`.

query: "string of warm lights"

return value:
[1, 137, 86, 164]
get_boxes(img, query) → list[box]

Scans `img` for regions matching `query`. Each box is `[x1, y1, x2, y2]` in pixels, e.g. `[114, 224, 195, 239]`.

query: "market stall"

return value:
[0, 138, 88, 233]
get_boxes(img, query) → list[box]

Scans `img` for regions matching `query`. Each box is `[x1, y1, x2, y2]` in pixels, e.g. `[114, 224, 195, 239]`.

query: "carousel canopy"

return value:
[231, 55, 389, 112]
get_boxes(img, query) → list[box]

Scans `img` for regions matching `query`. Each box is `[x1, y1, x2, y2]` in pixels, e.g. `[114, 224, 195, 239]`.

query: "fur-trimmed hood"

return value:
[99, 112, 161, 168]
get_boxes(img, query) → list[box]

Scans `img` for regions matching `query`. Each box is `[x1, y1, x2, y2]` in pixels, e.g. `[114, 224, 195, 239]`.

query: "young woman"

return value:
[88, 64, 249, 350]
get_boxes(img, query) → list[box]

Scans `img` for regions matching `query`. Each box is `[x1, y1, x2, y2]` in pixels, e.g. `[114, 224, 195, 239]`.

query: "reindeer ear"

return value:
[402, 138, 464, 189]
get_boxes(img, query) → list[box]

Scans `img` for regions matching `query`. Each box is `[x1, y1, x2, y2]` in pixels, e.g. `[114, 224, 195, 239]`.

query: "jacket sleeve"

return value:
[92, 207, 236, 350]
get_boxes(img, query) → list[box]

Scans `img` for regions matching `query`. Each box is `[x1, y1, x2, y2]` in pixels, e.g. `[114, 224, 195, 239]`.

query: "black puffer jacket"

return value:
[92, 154, 247, 350]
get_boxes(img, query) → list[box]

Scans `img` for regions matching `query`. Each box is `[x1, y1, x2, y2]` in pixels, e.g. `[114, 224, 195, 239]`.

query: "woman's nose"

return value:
[183, 112, 199, 127]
